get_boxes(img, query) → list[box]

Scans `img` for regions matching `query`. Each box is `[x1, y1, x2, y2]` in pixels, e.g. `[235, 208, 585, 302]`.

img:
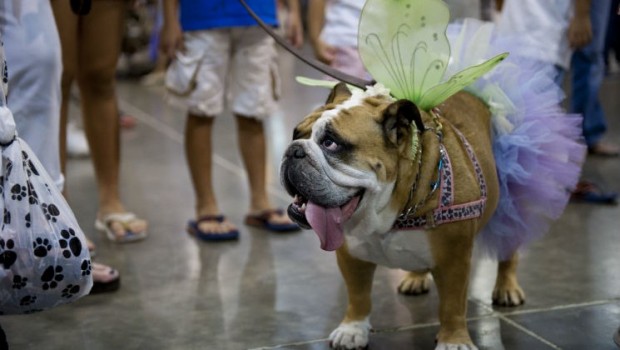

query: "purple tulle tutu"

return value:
[447, 20, 586, 260]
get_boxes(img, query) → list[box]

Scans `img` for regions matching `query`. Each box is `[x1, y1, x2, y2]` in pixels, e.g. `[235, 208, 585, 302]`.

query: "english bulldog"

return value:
[280, 83, 524, 350]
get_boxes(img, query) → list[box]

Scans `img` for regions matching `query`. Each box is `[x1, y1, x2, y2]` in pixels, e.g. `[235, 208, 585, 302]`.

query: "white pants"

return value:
[1, 0, 64, 190]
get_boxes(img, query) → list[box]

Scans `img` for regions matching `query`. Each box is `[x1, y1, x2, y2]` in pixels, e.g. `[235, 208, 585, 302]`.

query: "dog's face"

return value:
[280, 83, 422, 251]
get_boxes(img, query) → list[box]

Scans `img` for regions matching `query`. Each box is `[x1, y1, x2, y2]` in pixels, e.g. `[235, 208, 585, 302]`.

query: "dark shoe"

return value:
[614, 326, 620, 348]
[187, 215, 239, 241]
[570, 181, 618, 205]
[588, 142, 620, 157]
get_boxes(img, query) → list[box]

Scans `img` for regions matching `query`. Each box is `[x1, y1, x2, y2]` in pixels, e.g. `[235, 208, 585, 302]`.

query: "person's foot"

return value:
[187, 215, 239, 241]
[119, 112, 137, 129]
[90, 262, 121, 294]
[66, 122, 90, 158]
[588, 142, 620, 157]
[95, 212, 148, 243]
[570, 180, 618, 205]
[245, 209, 300, 232]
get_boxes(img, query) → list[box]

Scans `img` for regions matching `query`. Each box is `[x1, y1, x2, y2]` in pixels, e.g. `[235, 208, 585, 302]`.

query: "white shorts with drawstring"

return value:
[165, 26, 280, 119]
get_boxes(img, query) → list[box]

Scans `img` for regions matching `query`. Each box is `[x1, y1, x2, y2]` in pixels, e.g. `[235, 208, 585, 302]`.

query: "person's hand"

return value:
[567, 14, 592, 49]
[159, 21, 185, 60]
[285, 10, 304, 48]
[311, 39, 336, 65]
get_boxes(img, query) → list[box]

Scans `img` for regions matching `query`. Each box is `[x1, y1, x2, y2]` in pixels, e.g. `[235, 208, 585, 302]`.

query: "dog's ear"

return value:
[325, 82, 352, 105]
[381, 99, 424, 146]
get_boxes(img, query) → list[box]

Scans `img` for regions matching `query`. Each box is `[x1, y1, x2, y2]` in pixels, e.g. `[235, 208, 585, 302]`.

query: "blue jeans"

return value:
[570, 0, 612, 147]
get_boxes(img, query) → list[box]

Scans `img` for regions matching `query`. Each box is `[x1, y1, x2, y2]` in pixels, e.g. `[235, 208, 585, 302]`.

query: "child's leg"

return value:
[175, 28, 238, 236]
[185, 114, 237, 234]
[50, 0, 79, 178]
[229, 27, 297, 230]
[234, 114, 269, 212]
[235, 115, 293, 227]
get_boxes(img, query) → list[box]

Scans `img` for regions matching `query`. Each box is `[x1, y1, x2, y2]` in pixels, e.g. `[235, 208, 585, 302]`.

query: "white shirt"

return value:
[320, 0, 364, 47]
[496, 0, 574, 69]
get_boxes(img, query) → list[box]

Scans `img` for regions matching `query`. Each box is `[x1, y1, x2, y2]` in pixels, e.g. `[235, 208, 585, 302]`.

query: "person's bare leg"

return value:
[51, 0, 98, 252]
[51, 0, 78, 180]
[76, 1, 146, 239]
[235, 114, 292, 225]
[185, 114, 236, 234]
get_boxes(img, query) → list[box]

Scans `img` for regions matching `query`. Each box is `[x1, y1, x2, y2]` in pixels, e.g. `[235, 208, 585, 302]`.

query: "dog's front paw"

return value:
[398, 270, 432, 295]
[435, 343, 479, 350]
[329, 319, 371, 349]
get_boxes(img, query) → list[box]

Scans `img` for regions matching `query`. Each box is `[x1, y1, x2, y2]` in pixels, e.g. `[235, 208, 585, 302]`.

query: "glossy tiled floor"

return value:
[1, 49, 619, 350]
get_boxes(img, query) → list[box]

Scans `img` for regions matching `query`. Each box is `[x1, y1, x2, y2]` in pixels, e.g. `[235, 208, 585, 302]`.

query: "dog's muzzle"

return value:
[280, 141, 363, 251]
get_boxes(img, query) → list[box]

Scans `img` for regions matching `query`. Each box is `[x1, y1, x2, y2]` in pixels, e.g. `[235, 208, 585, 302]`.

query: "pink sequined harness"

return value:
[393, 109, 488, 230]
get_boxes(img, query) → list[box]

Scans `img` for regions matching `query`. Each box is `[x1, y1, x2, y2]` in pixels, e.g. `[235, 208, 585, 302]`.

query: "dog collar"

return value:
[393, 110, 488, 230]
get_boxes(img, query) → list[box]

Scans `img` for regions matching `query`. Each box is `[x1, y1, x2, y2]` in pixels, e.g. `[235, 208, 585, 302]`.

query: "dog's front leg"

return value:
[492, 252, 525, 306]
[429, 228, 478, 350]
[329, 246, 376, 350]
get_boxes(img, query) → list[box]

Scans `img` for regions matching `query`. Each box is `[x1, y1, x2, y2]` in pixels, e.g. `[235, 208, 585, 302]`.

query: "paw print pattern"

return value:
[22, 152, 39, 177]
[81, 259, 92, 276]
[5, 160, 12, 178]
[33, 237, 52, 258]
[20, 295, 37, 306]
[2, 59, 8, 85]
[59, 228, 82, 258]
[41, 203, 60, 222]
[26, 181, 38, 204]
[12, 275, 27, 289]
[25, 213, 31, 228]
[3, 208, 9, 225]
[10, 184, 27, 201]
[61, 284, 81, 299]
[20, 151, 40, 176]
[41, 265, 64, 290]
[29, 160, 40, 176]
[0, 238, 17, 269]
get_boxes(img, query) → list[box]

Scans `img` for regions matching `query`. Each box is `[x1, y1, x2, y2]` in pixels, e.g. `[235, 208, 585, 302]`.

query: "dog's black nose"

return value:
[287, 143, 306, 159]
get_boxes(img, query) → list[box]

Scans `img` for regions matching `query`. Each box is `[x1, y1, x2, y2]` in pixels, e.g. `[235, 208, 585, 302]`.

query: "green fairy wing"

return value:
[358, 0, 508, 110]
[418, 52, 508, 110]
[358, 0, 450, 102]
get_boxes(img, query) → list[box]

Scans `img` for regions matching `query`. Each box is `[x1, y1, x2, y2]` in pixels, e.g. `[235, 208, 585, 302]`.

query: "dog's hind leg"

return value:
[397, 269, 432, 295]
[492, 252, 525, 306]
[429, 228, 478, 350]
[329, 246, 376, 350]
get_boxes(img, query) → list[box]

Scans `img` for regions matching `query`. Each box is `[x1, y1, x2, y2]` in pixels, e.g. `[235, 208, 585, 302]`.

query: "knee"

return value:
[77, 66, 117, 98]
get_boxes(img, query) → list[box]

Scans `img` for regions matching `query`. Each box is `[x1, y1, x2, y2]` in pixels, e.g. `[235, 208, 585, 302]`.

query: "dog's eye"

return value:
[322, 137, 339, 151]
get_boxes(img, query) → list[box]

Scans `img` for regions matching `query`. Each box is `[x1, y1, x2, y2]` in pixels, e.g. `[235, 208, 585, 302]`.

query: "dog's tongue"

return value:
[306, 197, 359, 251]
[306, 202, 344, 251]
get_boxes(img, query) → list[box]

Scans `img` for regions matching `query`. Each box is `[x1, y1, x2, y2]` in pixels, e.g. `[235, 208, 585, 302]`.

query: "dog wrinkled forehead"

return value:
[293, 84, 395, 141]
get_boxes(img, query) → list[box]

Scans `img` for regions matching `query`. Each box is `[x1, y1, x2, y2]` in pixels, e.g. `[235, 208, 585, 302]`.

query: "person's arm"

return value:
[159, 0, 184, 59]
[567, 0, 592, 49]
[283, 0, 304, 48]
[307, 0, 335, 64]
